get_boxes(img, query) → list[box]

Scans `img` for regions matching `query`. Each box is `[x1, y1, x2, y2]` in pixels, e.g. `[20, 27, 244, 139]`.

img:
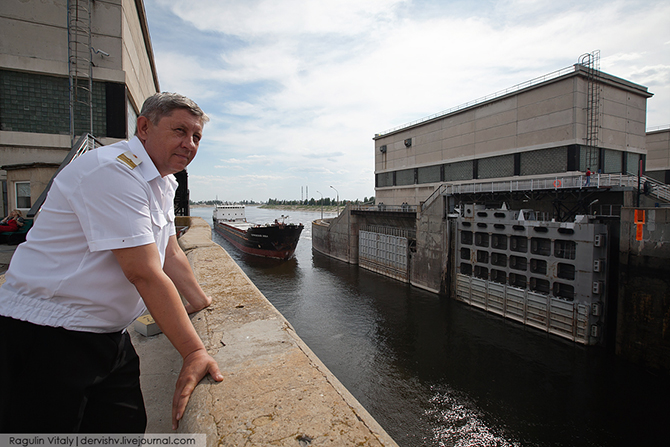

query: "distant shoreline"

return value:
[190, 204, 342, 213]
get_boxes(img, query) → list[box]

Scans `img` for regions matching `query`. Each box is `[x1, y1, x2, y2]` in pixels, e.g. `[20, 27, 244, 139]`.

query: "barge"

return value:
[212, 205, 303, 260]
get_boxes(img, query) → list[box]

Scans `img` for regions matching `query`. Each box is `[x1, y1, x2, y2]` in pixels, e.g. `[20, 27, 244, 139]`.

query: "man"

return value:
[0, 93, 222, 432]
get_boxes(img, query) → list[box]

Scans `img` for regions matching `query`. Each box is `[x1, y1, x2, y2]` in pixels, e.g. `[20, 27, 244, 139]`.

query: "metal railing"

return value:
[420, 183, 448, 212]
[631, 172, 670, 203]
[28, 133, 102, 217]
[443, 173, 638, 196]
[351, 204, 418, 213]
[418, 172, 670, 214]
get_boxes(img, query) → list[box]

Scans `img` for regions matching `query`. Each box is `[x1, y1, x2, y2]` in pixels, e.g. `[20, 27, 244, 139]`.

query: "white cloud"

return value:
[158, 0, 407, 37]
[145, 0, 670, 202]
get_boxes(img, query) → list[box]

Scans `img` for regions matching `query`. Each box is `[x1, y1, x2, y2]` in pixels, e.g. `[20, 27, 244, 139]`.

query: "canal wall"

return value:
[312, 204, 418, 266]
[0, 217, 398, 446]
[312, 208, 356, 264]
[617, 207, 670, 373]
[411, 197, 449, 294]
[312, 202, 450, 295]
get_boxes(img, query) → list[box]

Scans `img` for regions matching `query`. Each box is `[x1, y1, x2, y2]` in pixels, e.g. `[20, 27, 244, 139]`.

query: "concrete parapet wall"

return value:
[617, 208, 670, 373]
[146, 217, 397, 445]
[311, 209, 356, 264]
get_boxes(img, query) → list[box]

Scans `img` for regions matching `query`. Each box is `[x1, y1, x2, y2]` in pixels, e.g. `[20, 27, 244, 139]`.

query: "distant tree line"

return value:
[191, 197, 375, 206]
[266, 197, 374, 206]
[190, 199, 261, 205]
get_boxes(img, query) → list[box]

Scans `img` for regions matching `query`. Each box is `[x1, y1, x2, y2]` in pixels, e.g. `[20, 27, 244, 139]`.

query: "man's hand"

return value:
[172, 348, 224, 430]
[113, 244, 222, 430]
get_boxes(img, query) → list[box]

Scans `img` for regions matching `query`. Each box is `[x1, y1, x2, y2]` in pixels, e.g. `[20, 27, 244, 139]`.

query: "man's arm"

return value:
[113, 243, 223, 430]
[162, 235, 212, 313]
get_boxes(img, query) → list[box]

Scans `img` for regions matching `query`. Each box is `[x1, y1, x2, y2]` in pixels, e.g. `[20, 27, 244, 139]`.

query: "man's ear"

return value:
[136, 116, 151, 141]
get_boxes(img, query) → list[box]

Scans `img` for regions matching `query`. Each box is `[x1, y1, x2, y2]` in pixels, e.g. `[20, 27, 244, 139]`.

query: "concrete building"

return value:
[646, 126, 670, 184]
[373, 63, 652, 207]
[0, 0, 159, 216]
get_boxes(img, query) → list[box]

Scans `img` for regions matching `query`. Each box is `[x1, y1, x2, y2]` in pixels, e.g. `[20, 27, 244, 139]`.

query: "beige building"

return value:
[373, 64, 654, 206]
[0, 0, 159, 216]
[646, 127, 670, 184]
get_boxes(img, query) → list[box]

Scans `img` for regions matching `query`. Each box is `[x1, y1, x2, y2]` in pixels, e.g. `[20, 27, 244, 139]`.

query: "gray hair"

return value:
[136, 92, 209, 134]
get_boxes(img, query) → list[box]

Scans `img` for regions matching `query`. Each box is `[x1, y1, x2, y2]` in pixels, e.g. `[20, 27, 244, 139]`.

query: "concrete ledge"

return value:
[137, 217, 398, 446]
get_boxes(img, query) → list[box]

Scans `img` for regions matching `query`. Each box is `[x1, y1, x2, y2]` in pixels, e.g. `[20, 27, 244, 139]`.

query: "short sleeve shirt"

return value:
[0, 137, 177, 333]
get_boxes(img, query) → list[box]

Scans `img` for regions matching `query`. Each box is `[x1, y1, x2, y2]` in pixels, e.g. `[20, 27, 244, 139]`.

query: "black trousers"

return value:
[0, 316, 147, 433]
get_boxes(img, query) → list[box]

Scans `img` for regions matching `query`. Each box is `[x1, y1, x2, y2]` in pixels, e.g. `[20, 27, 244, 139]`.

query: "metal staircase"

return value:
[579, 51, 601, 171]
[632, 172, 670, 203]
[67, 0, 93, 144]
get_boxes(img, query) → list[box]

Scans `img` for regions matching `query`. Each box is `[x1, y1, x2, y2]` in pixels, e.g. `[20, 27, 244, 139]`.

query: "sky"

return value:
[143, 0, 670, 203]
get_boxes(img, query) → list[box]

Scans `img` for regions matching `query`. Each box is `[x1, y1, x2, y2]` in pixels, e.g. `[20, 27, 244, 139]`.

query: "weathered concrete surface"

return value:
[141, 216, 398, 445]
[410, 196, 449, 295]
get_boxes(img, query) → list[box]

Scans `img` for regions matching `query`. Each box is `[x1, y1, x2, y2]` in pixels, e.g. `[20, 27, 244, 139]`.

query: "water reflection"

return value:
[192, 206, 669, 447]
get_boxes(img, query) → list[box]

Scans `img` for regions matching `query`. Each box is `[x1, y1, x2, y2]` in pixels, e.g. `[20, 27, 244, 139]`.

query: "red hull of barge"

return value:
[213, 220, 303, 260]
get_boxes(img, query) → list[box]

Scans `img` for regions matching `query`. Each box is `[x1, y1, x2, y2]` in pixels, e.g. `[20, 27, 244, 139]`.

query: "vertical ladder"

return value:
[67, 0, 93, 145]
[579, 50, 601, 171]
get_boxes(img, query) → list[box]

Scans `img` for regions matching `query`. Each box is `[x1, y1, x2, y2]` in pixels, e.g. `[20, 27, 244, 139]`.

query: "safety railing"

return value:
[418, 172, 670, 213]
[420, 183, 448, 212]
[627, 172, 670, 203]
[444, 173, 640, 196]
[351, 204, 418, 213]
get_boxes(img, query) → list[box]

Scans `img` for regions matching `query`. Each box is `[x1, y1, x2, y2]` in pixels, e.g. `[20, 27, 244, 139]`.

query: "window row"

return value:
[460, 232, 576, 259]
[376, 146, 643, 187]
[0, 69, 127, 138]
[460, 263, 576, 300]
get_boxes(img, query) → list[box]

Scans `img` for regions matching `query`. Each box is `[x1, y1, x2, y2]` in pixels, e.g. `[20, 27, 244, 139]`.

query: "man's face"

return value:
[138, 108, 204, 177]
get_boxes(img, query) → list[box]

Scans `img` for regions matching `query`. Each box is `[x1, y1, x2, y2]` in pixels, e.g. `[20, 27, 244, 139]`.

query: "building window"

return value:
[417, 165, 441, 184]
[478, 154, 514, 179]
[15, 182, 31, 209]
[603, 149, 622, 174]
[444, 160, 473, 181]
[520, 147, 568, 176]
[395, 168, 415, 186]
[0, 70, 114, 137]
[127, 100, 137, 138]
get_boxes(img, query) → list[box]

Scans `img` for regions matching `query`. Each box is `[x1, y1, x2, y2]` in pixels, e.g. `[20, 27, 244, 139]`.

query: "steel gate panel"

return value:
[359, 230, 409, 282]
[505, 287, 526, 322]
[487, 282, 506, 315]
[526, 293, 549, 331]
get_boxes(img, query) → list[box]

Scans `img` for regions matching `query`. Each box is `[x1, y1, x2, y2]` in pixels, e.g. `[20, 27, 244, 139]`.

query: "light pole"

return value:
[330, 185, 339, 214]
[316, 190, 323, 220]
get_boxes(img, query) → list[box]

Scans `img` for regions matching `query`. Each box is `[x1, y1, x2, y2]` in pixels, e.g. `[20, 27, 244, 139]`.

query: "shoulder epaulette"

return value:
[116, 151, 142, 170]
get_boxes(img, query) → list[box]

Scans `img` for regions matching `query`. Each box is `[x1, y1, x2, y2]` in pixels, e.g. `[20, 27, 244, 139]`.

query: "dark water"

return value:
[192, 206, 669, 447]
